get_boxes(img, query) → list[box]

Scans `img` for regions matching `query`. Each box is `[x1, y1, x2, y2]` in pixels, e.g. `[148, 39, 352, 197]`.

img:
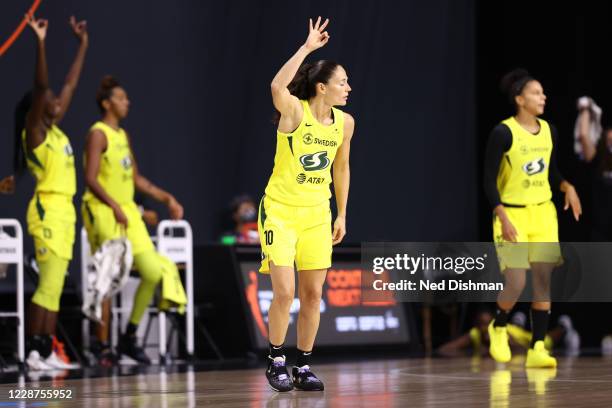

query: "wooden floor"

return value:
[1, 356, 612, 407]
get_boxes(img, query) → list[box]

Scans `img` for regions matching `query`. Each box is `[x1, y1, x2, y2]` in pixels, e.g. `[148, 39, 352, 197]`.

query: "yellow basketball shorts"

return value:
[26, 193, 75, 262]
[258, 195, 332, 273]
[492, 200, 562, 271]
[82, 200, 154, 256]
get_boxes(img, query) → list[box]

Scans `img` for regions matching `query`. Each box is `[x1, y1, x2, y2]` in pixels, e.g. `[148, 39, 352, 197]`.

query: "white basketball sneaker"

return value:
[44, 351, 79, 370]
[26, 350, 53, 371]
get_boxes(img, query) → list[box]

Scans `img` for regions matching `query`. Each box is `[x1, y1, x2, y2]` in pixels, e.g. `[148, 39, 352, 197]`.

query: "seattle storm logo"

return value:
[522, 158, 545, 176]
[64, 144, 74, 156]
[121, 156, 133, 170]
[299, 151, 330, 171]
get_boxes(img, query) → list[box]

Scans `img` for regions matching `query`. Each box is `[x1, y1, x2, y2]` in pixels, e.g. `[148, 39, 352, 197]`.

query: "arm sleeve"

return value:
[548, 124, 565, 190]
[483, 124, 512, 209]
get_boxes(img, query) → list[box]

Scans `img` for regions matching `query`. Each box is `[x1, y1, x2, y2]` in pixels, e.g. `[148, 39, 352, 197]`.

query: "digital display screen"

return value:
[239, 261, 410, 348]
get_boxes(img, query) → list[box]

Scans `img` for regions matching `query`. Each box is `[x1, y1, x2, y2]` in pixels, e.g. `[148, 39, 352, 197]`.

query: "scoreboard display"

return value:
[237, 258, 411, 349]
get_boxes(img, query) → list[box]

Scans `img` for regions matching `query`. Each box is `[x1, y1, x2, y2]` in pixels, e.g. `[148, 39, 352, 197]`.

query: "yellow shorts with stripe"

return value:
[492, 200, 562, 271]
[26, 193, 74, 312]
[26, 193, 75, 262]
[258, 195, 332, 273]
[82, 200, 154, 256]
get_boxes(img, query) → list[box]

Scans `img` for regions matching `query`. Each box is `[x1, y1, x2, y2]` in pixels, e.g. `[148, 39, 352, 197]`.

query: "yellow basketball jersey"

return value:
[83, 121, 134, 205]
[497, 117, 553, 205]
[22, 125, 76, 196]
[264, 100, 344, 206]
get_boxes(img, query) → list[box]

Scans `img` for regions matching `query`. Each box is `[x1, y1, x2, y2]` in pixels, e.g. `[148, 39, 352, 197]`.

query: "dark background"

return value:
[1, 0, 611, 350]
[0, 0, 476, 252]
[477, 1, 612, 242]
[475, 1, 612, 347]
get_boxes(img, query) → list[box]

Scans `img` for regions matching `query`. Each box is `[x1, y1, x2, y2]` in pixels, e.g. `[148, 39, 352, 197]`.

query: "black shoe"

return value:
[91, 341, 118, 367]
[99, 348, 119, 367]
[266, 357, 294, 392]
[292, 365, 324, 391]
[118, 335, 151, 365]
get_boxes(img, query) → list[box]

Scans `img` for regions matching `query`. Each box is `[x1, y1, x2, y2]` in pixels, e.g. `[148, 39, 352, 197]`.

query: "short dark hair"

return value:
[96, 75, 121, 113]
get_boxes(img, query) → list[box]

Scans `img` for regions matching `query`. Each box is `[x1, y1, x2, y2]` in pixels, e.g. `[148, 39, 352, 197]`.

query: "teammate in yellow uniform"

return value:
[12, 15, 88, 371]
[82, 76, 184, 364]
[262, 17, 354, 392]
[437, 310, 555, 356]
[483, 69, 582, 368]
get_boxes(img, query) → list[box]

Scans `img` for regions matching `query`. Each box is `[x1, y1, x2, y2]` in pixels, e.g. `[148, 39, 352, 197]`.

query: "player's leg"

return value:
[525, 202, 560, 367]
[28, 243, 69, 370]
[258, 196, 297, 392]
[293, 268, 327, 391]
[268, 262, 296, 352]
[266, 262, 297, 391]
[296, 269, 327, 355]
[491, 207, 530, 363]
[93, 299, 117, 366]
[118, 249, 161, 365]
[117, 202, 158, 364]
[292, 204, 331, 391]
[489, 268, 526, 363]
[526, 262, 556, 368]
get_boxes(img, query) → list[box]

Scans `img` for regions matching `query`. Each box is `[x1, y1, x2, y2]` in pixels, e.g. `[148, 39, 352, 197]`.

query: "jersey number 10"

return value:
[264, 230, 274, 245]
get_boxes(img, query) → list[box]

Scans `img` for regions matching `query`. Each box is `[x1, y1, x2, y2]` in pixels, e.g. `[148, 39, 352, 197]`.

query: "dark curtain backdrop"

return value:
[1, 0, 477, 259]
[476, 1, 612, 343]
[476, 1, 612, 241]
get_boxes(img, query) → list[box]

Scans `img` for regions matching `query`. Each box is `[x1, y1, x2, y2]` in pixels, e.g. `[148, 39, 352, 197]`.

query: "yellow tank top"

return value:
[496, 117, 553, 205]
[82, 121, 134, 205]
[22, 125, 76, 197]
[264, 100, 344, 206]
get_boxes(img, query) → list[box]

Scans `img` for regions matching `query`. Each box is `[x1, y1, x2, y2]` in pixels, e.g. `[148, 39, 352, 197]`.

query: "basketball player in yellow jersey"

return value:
[11, 15, 88, 371]
[82, 76, 184, 365]
[261, 17, 354, 392]
[484, 69, 582, 368]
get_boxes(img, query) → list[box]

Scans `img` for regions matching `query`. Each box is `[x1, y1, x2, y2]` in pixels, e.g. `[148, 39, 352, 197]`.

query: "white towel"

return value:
[574, 96, 602, 159]
[82, 238, 133, 323]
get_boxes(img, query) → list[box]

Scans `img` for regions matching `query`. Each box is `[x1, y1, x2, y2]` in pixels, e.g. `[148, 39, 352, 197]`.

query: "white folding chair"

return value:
[81, 220, 194, 362]
[0, 219, 25, 366]
[155, 220, 194, 359]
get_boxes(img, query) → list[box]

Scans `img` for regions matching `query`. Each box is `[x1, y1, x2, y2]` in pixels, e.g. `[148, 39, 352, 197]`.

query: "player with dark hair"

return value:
[14, 15, 88, 370]
[483, 68, 582, 368]
[260, 17, 354, 391]
[82, 75, 184, 364]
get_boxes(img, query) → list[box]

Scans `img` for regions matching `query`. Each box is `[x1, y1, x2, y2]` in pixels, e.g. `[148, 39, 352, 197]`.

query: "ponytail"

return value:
[13, 92, 32, 176]
[272, 60, 340, 124]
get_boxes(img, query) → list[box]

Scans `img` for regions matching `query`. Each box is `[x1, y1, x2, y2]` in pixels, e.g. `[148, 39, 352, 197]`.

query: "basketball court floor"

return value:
[0, 356, 610, 407]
